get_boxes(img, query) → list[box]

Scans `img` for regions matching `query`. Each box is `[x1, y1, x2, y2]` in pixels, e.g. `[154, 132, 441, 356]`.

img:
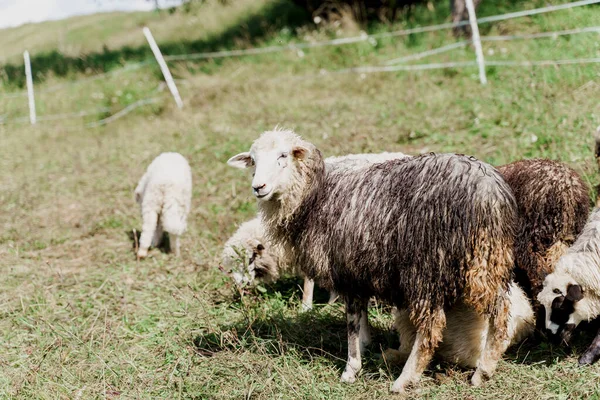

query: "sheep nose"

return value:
[253, 183, 266, 192]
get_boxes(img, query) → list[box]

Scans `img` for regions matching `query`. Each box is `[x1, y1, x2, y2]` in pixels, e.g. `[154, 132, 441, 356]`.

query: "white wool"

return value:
[388, 281, 534, 368]
[538, 208, 600, 329]
[222, 151, 408, 285]
[135, 152, 192, 257]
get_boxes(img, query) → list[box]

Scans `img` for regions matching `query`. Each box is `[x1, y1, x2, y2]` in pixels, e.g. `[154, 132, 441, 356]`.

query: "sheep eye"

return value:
[553, 288, 562, 295]
[278, 153, 288, 160]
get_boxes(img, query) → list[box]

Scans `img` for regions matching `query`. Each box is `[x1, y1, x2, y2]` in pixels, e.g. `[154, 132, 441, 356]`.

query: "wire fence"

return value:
[1, 0, 599, 128]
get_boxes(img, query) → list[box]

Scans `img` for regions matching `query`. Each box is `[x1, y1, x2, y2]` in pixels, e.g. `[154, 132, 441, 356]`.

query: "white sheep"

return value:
[385, 281, 534, 368]
[222, 151, 408, 310]
[135, 152, 192, 258]
[538, 208, 600, 363]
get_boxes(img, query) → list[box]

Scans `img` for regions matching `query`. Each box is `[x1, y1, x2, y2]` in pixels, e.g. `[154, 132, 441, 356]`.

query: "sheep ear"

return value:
[227, 152, 252, 169]
[566, 284, 584, 302]
[292, 146, 309, 160]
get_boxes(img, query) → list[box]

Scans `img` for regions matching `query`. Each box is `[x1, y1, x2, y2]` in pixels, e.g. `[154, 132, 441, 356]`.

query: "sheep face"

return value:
[230, 240, 279, 287]
[227, 130, 310, 202]
[247, 239, 279, 282]
[538, 271, 586, 342]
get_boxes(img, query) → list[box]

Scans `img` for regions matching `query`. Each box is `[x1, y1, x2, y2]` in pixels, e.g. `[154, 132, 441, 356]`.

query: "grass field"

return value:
[1, 0, 600, 398]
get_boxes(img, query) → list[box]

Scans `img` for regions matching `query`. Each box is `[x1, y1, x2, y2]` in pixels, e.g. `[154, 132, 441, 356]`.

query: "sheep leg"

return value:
[341, 296, 368, 383]
[301, 278, 315, 312]
[328, 291, 339, 304]
[359, 308, 371, 353]
[383, 308, 416, 365]
[391, 308, 445, 393]
[173, 234, 181, 257]
[579, 328, 600, 365]
[472, 292, 511, 386]
[151, 222, 163, 248]
[138, 210, 158, 259]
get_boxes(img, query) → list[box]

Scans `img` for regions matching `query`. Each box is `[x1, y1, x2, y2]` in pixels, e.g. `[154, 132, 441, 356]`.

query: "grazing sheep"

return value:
[135, 152, 192, 258]
[222, 151, 408, 310]
[498, 159, 590, 301]
[228, 128, 518, 392]
[385, 281, 534, 368]
[538, 208, 600, 364]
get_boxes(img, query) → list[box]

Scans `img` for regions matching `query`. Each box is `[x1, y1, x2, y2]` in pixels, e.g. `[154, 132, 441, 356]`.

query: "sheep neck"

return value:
[258, 152, 325, 250]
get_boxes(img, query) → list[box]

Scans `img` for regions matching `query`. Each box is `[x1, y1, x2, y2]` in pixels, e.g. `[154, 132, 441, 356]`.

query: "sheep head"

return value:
[227, 129, 322, 206]
[538, 268, 591, 344]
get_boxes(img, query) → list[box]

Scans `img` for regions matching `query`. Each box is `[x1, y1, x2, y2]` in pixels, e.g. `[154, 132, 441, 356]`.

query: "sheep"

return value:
[228, 128, 518, 393]
[222, 151, 408, 310]
[385, 281, 534, 368]
[497, 159, 590, 302]
[134, 152, 192, 259]
[537, 208, 600, 364]
[386, 158, 589, 368]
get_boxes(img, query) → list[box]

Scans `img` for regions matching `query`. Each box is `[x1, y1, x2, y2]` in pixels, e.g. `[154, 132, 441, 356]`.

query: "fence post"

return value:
[143, 27, 183, 109]
[465, 0, 487, 85]
[23, 50, 37, 124]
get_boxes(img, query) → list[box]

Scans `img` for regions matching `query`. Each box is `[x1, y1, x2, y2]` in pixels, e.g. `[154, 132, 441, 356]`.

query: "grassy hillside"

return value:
[1, 0, 600, 398]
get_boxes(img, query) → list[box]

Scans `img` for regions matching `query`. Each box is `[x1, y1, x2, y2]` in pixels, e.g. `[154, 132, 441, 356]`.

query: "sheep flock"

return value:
[132, 126, 600, 393]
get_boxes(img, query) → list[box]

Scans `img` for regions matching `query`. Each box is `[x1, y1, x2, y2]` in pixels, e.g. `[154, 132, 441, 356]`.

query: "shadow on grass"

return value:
[192, 277, 398, 375]
[2, 0, 311, 88]
[125, 228, 171, 254]
[193, 281, 600, 381]
[193, 307, 400, 375]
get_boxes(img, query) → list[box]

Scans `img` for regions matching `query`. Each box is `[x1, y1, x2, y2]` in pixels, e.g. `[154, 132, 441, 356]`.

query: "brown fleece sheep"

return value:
[498, 159, 590, 303]
[228, 129, 518, 393]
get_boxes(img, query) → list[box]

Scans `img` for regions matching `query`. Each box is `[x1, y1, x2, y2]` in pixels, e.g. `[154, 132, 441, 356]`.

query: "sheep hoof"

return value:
[340, 371, 356, 384]
[471, 370, 484, 387]
[390, 378, 410, 393]
[300, 303, 313, 313]
[578, 352, 598, 366]
[137, 249, 148, 259]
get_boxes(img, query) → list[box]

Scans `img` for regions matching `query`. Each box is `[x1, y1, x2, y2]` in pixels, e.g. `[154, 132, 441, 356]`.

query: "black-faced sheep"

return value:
[228, 128, 518, 392]
[134, 152, 192, 258]
[538, 208, 600, 364]
[222, 152, 408, 310]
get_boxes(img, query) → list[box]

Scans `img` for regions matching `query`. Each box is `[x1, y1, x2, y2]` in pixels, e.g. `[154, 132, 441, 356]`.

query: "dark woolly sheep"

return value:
[228, 129, 518, 393]
[388, 158, 589, 364]
[497, 159, 590, 303]
[221, 152, 408, 310]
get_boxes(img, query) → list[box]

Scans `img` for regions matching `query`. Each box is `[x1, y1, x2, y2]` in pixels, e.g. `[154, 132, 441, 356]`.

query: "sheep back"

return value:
[498, 159, 590, 298]
[286, 153, 518, 329]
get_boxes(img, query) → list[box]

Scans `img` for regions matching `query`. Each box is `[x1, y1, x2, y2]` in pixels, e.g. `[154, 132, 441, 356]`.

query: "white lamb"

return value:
[135, 152, 192, 259]
[222, 151, 408, 310]
[385, 281, 535, 368]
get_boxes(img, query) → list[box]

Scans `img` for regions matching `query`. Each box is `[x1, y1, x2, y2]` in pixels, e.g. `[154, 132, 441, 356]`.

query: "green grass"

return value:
[1, 0, 600, 398]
